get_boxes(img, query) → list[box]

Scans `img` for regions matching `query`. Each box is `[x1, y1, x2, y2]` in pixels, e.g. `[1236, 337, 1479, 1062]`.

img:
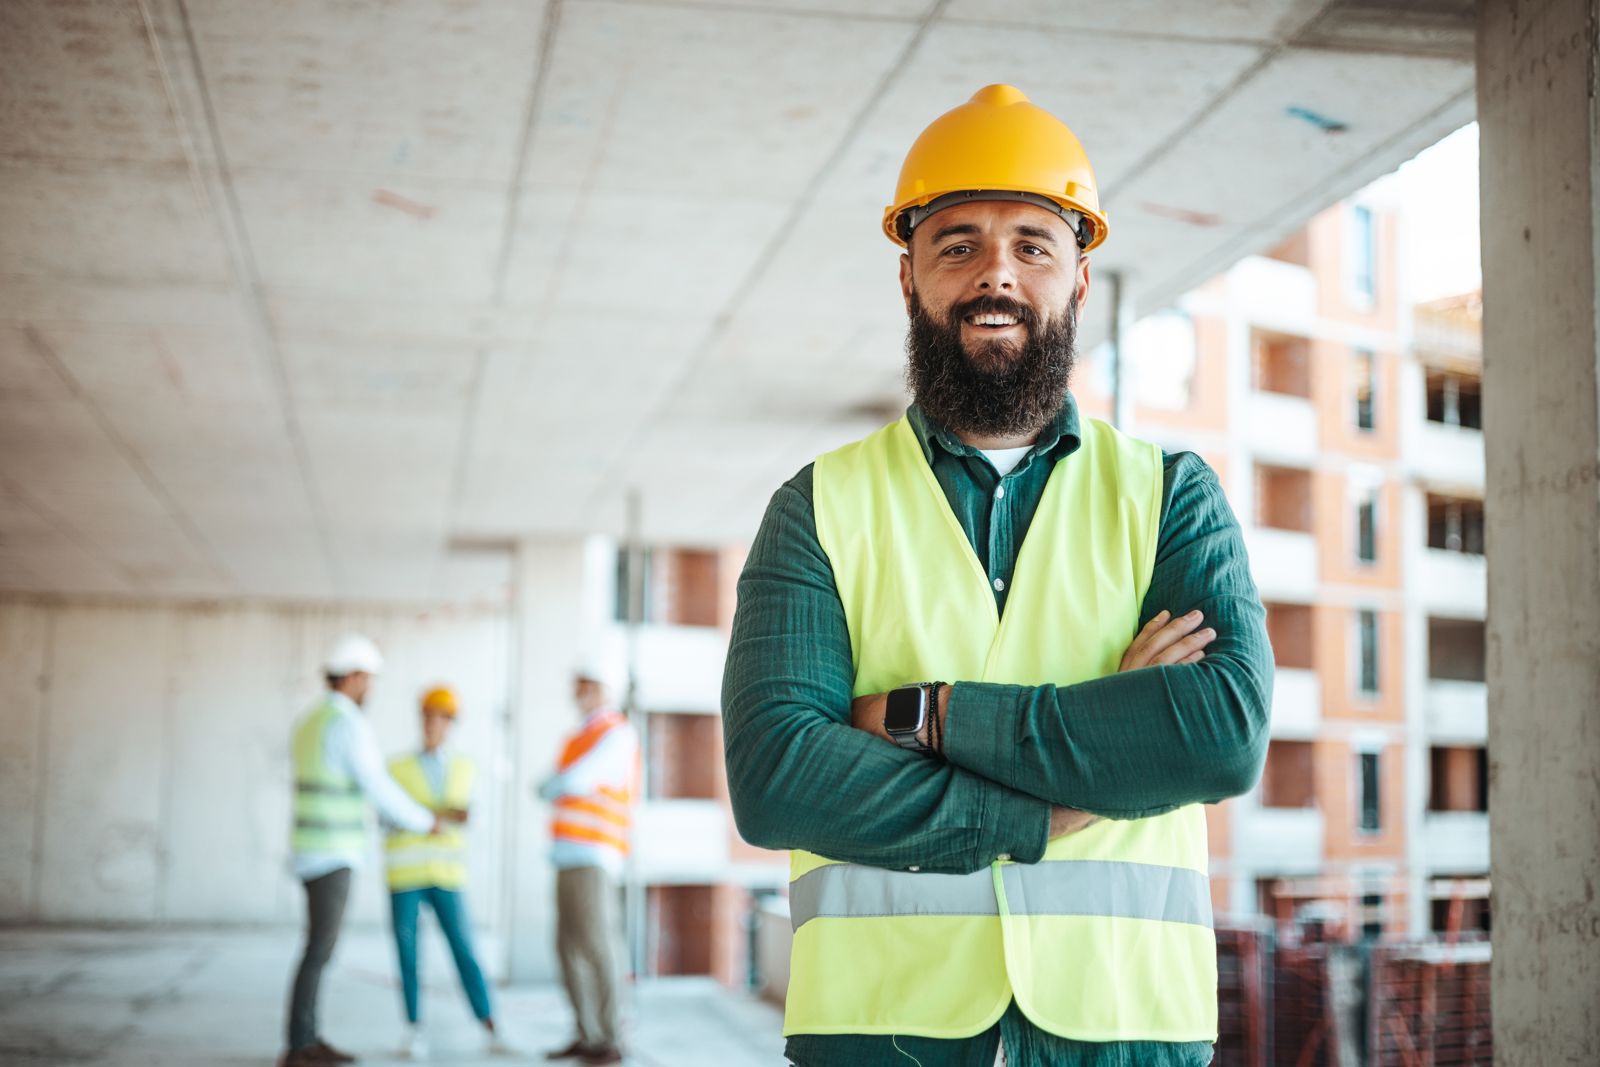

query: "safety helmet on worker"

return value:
[324, 633, 383, 676]
[420, 685, 459, 718]
[883, 83, 1108, 253]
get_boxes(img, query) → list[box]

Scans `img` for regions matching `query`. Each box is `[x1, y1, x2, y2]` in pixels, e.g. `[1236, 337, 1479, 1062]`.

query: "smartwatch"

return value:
[885, 682, 944, 755]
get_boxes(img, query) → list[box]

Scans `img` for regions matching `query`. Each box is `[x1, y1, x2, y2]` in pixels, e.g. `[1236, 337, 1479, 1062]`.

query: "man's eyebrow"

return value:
[928, 222, 981, 244]
[1014, 224, 1059, 246]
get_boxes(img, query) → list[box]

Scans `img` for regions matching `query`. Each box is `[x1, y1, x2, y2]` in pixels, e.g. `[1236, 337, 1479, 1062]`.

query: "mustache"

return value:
[947, 295, 1040, 329]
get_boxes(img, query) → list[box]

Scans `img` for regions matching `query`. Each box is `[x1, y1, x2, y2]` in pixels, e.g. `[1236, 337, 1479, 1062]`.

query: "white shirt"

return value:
[980, 445, 1033, 478]
[292, 691, 435, 881]
[538, 709, 640, 877]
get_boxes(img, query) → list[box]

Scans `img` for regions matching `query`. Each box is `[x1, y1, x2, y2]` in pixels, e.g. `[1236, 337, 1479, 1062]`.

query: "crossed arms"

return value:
[720, 455, 1273, 876]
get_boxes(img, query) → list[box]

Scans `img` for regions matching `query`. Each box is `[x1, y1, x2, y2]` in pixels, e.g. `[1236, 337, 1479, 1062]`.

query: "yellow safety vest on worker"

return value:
[789, 414, 1217, 1042]
[291, 702, 367, 857]
[384, 753, 475, 892]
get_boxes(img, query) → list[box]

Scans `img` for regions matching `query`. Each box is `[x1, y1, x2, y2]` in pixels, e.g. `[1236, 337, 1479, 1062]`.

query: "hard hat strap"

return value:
[899, 190, 1087, 249]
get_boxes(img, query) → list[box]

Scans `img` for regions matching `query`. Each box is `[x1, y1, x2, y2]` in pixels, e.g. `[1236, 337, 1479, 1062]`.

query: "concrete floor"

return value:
[0, 927, 785, 1067]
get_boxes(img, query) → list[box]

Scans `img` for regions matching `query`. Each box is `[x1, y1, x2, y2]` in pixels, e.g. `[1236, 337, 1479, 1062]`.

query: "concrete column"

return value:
[502, 537, 589, 983]
[1478, 1, 1600, 1061]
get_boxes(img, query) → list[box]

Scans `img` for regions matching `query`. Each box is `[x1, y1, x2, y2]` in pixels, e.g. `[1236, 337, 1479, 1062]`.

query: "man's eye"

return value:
[1020, 244, 1047, 257]
[942, 244, 973, 256]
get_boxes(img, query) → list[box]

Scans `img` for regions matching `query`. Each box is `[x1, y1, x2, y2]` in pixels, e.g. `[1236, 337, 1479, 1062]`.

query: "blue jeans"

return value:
[389, 886, 493, 1024]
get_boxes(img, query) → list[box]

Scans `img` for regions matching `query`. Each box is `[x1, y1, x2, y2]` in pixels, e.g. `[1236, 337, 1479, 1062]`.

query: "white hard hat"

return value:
[573, 653, 625, 695]
[325, 633, 384, 676]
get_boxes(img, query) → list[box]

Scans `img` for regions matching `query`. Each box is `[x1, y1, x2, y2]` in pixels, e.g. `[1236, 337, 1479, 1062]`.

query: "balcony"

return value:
[631, 799, 730, 884]
[1270, 668, 1321, 739]
[1232, 255, 1318, 326]
[1426, 680, 1488, 743]
[1245, 528, 1319, 601]
[1425, 811, 1490, 873]
[1413, 421, 1485, 490]
[1234, 806, 1325, 873]
[1247, 393, 1319, 465]
[1419, 548, 1486, 619]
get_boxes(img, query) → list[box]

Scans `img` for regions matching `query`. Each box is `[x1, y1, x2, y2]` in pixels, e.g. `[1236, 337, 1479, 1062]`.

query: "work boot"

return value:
[578, 1046, 623, 1066]
[544, 1039, 587, 1060]
[308, 1039, 358, 1064]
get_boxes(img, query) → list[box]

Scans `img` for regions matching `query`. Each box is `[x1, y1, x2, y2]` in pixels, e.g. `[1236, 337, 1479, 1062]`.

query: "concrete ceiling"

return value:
[0, 0, 1474, 603]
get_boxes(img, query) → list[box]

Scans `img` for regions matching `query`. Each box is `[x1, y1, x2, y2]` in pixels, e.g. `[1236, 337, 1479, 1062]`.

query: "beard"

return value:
[904, 291, 1078, 439]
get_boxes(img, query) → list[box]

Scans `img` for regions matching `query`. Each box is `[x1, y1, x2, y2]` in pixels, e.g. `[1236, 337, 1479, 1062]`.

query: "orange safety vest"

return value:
[549, 710, 638, 857]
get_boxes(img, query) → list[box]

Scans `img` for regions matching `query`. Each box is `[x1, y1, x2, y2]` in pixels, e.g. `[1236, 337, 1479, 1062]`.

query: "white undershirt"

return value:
[980, 445, 1033, 478]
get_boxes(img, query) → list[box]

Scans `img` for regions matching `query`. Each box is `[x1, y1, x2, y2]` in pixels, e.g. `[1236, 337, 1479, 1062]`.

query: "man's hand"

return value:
[1119, 609, 1216, 672]
[429, 815, 445, 835]
[438, 807, 469, 824]
[849, 692, 891, 742]
[1049, 806, 1100, 838]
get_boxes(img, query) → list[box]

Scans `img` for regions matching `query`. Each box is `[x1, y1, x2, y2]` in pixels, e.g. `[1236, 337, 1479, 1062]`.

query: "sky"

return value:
[1389, 123, 1481, 303]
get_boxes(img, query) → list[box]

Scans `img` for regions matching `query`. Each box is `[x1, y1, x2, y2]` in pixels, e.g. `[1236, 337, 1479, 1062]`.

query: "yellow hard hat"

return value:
[883, 84, 1108, 252]
[420, 686, 459, 718]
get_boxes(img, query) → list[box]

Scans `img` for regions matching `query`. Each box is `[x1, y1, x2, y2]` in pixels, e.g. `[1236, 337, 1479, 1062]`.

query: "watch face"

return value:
[884, 686, 926, 734]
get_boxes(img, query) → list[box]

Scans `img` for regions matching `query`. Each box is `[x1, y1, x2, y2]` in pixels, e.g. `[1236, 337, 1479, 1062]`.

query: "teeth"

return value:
[969, 313, 1019, 326]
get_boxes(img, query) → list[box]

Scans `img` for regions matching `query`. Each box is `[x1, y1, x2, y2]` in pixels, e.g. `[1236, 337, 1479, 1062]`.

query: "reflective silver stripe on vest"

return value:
[295, 817, 367, 831]
[790, 859, 1213, 931]
[295, 780, 362, 797]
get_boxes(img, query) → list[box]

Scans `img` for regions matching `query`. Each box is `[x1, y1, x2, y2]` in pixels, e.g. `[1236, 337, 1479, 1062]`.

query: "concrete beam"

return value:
[1478, 0, 1600, 1061]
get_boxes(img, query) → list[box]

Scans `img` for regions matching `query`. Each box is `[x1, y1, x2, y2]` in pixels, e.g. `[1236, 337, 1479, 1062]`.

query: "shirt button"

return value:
[995, 485, 1006, 499]
[993, 577, 1005, 592]
[997, 853, 1011, 862]
[908, 865, 921, 872]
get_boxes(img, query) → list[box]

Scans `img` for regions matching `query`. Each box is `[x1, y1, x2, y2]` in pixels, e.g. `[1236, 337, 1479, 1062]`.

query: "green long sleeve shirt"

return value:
[721, 394, 1272, 1067]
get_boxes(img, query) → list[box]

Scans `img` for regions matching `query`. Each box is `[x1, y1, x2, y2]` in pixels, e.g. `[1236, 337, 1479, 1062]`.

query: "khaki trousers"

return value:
[555, 865, 624, 1049]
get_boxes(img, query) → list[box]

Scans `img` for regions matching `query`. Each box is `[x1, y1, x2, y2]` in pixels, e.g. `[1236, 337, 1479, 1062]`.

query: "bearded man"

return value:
[722, 85, 1273, 1067]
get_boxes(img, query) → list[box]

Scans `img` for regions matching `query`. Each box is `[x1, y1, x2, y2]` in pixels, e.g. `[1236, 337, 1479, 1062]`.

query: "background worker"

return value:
[537, 664, 639, 1067]
[384, 686, 508, 1059]
[282, 634, 456, 1067]
[722, 85, 1272, 1067]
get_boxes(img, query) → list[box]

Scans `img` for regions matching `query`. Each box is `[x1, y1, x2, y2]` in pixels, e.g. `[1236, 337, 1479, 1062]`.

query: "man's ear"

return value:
[899, 251, 914, 314]
[1074, 253, 1091, 315]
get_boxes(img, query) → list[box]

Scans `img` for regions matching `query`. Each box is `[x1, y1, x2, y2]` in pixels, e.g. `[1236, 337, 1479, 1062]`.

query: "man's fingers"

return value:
[1178, 649, 1206, 665]
[1152, 628, 1216, 666]
[1137, 610, 1205, 663]
[1119, 610, 1171, 669]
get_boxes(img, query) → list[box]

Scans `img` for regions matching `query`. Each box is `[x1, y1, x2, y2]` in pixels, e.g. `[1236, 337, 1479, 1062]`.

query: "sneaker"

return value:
[579, 1047, 623, 1066]
[398, 1026, 429, 1060]
[484, 1022, 516, 1056]
[545, 1040, 587, 1060]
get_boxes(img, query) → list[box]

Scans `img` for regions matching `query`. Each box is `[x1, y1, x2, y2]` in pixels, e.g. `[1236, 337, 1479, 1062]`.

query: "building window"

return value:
[1261, 740, 1317, 808]
[1360, 892, 1384, 941]
[1354, 348, 1376, 431]
[1427, 494, 1486, 555]
[1356, 489, 1378, 564]
[1350, 204, 1376, 302]
[1425, 369, 1483, 429]
[1357, 610, 1380, 696]
[1429, 746, 1489, 812]
[1358, 751, 1382, 832]
[1252, 329, 1313, 397]
[1428, 617, 1487, 683]
[1255, 465, 1314, 532]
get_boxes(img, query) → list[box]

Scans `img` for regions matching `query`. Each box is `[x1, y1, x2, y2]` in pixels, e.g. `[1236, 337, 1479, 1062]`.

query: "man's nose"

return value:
[974, 246, 1017, 292]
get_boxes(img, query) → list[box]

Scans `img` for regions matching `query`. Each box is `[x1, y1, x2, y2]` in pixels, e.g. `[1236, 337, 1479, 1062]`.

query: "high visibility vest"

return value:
[291, 702, 367, 857]
[550, 711, 637, 860]
[790, 415, 1217, 1042]
[385, 753, 475, 892]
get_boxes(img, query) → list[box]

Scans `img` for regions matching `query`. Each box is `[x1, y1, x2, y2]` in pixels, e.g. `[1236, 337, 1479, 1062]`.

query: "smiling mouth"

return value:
[965, 312, 1022, 330]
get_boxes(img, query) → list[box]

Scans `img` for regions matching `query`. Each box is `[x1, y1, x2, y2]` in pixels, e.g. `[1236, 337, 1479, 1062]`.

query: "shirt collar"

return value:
[326, 690, 360, 716]
[905, 392, 1082, 468]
